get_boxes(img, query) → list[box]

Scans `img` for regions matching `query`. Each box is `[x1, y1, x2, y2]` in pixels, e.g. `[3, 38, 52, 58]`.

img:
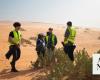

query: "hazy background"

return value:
[0, 0, 100, 27]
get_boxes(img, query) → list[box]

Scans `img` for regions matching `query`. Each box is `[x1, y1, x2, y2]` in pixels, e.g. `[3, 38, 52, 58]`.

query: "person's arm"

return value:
[36, 39, 44, 51]
[8, 31, 17, 45]
[37, 39, 43, 48]
[36, 40, 39, 51]
[19, 34, 22, 45]
[44, 37, 47, 45]
[8, 36, 16, 45]
[64, 28, 70, 38]
[54, 35, 57, 46]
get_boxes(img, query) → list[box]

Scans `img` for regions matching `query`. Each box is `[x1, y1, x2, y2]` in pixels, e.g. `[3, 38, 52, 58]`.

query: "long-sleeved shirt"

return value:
[64, 28, 70, 38]
[36, 38, 46, 53]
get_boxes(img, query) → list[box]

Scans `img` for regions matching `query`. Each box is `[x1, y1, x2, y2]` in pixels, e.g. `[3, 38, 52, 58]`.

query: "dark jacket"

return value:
[36, 38, 46, 55]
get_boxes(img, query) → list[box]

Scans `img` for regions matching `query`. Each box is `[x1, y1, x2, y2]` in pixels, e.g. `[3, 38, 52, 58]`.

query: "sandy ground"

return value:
[0, 21, 100, 80]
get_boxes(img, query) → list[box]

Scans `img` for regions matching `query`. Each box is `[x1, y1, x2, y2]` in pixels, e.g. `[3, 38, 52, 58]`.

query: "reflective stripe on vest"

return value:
[46, 34, 55, 45]
[10, 30, 21, 45]
[64, 26, 76, 44]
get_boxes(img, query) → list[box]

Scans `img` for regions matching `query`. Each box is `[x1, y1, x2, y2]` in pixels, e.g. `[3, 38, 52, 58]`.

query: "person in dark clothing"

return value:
[36, 33, 46, 56]
[62, 21, 76, 62]
[45, 28, 57, 63]
[5, 22, 21, 72]
[34, 33, 46, 68]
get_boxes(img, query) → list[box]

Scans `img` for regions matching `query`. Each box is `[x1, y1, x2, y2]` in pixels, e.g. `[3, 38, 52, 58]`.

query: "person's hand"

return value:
[52, 45, 55, 49]
[61, 41, 64, 46]
[18, 44, 20, 47]
[15, 44, 20, 48]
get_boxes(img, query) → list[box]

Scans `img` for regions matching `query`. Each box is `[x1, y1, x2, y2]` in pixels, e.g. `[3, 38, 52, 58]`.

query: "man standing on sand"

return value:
[62, 21, 76, 62]
[45, 28, 57, 64]
[5, 22, 22, 72]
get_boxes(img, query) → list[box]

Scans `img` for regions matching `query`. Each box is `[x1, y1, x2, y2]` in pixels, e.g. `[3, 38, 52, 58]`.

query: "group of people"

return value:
[5, 21, 76, 72]
[34, 27, 57, 68]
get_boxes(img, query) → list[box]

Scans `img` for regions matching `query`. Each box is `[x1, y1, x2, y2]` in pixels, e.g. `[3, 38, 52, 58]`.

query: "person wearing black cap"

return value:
[5, 22, 22, 72]
[45, 28, 57, 63]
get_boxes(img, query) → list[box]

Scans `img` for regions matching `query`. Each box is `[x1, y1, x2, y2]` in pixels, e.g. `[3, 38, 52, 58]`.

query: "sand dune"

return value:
[0, 21, 100, 80]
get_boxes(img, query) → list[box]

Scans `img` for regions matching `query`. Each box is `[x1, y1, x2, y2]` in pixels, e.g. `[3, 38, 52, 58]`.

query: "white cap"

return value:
[40, 33, 46, 36]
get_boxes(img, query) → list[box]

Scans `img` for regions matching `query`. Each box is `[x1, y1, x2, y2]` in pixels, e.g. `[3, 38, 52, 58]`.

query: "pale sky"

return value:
[0, 0, 100, 27]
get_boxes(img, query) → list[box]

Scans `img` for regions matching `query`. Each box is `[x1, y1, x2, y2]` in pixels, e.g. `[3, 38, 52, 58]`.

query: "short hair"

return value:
[38, 34, 42, 39]
[67, 21, 72, 26]
[49, 27, 53, 31]
[13, 22, 21, 27]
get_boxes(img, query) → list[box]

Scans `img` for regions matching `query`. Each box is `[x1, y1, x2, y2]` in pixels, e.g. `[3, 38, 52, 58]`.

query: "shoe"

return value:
[11, 69, 19, 72]
[5, 54, 9, 59]
[61, 41, 65, 46]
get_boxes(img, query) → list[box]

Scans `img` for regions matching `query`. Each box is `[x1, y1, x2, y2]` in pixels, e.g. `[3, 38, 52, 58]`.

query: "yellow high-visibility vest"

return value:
[64, 26, 76, 45]
[46, 34, 55, 45]
[9, 30, 21, 45]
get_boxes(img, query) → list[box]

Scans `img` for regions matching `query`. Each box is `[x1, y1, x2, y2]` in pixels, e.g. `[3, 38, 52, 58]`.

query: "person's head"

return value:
[13, 22, 21, 31]
[38, 34, 42, 39]
[67, 21, 72, 27]
[38, 33, 44, 39]
[47, 32, 50, 36]
[48, 27, 53, 33]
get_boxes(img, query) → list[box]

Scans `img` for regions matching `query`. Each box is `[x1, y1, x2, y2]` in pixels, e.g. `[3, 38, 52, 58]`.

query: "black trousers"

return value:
[64, 45, 76, 61]
[5, 45, 21, 68]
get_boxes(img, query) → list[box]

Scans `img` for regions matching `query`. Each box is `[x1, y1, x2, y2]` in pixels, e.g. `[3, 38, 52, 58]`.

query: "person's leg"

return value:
[67, 46, 76, 61]
[46, 48, 51, 65]
[63, 43, 76, 63]
[11, 46, 20, 72]
[63, 45, 73, 61]
[41, 50, 46, 67]
[64, 45, 68, 54]
[39, 53, 44, 67]
[37, 52, 45, 68]
[71, 45, 76, 61]
[34, 58, 39, 68]
[10, 46, 16, 72]
[42, 50, 45, 57]
[43, 51, 46, 66]
[34, 52, 40, 68]
[51, 47, 55, 63]
[16, 47, 21, 60]
[45, 49, 49, 66]
[5, 46, 13, 59]
[70, 46, 74, 61]
[49, 48, 53, 63]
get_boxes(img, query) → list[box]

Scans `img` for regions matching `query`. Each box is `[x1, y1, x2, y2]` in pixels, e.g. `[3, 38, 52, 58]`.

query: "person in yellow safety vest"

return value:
[5, 22, 22, 72]
[62, 21, 76, 61]
[45, 28, 57, 63]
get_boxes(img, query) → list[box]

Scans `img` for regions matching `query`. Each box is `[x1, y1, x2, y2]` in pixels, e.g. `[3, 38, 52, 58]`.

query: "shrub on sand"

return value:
[31, 48, 100, 80]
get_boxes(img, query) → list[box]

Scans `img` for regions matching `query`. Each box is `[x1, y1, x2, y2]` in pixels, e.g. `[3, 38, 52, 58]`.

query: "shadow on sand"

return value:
[0, 68, 44, 80]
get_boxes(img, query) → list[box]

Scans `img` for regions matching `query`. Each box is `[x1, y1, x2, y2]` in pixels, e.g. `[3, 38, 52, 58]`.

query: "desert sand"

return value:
[0, 21, 100, 80]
